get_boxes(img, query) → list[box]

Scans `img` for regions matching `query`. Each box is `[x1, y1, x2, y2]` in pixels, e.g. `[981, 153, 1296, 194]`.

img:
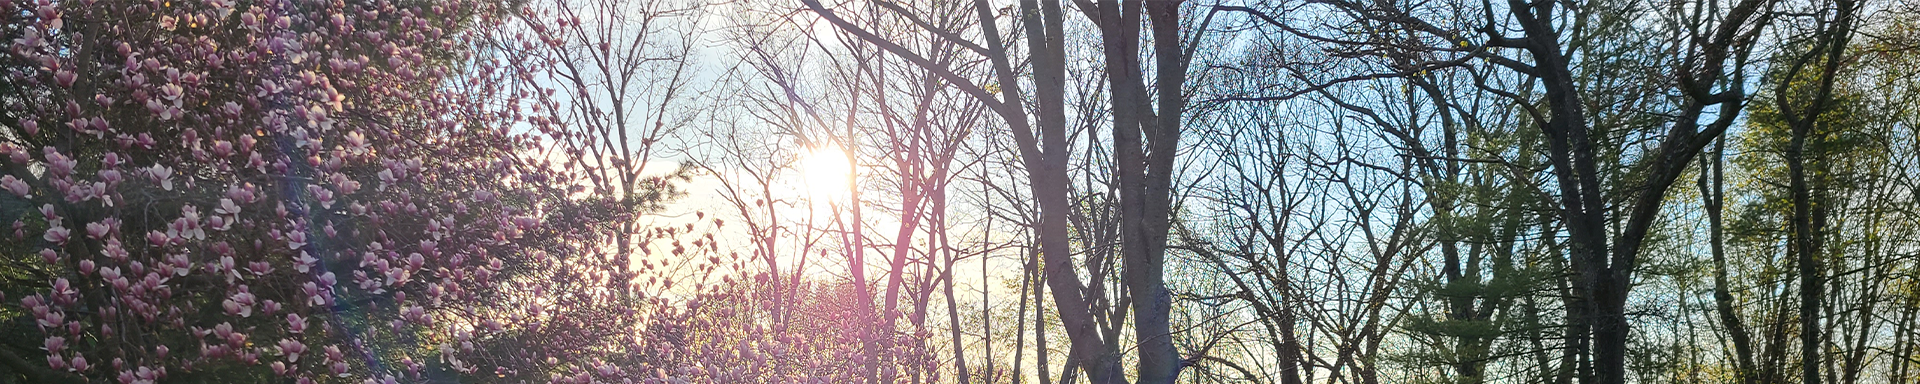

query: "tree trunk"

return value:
[1087, 0, 1189, 381]
[1788, 116, 1823, 384]
[1703, 138, 1759, 384]
[1775, 1, 1857, 381]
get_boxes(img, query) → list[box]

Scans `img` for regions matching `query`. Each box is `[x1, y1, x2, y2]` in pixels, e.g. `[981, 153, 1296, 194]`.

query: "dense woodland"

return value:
[2, 0, 1919, 383]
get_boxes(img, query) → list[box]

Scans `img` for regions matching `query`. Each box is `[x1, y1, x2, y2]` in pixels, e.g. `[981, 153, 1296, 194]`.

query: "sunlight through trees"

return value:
[3, 0, 1920, 383]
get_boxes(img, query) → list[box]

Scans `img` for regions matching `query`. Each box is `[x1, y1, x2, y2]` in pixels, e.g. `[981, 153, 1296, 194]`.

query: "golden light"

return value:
[796, 145, 854, 201]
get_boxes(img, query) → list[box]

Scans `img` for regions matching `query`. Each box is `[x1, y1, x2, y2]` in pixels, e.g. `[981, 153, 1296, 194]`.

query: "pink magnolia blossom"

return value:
[145, 165, 172, 191]
[293, 251, 318, 273]
[43, 148, 75, 178]
[287, 313, 307, 334]
[277, 339, 307, 363]
[42, 336, 64, 353]
[85, 221, 109, 239]
[68, 355, 88, 372]
[53, 68, 76, 88]
[1, 175, 28, 197]
[42, 226, 69, 245]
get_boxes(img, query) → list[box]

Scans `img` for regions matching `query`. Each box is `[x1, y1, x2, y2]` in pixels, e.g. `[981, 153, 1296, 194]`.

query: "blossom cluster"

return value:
[0, 0, 564, 382]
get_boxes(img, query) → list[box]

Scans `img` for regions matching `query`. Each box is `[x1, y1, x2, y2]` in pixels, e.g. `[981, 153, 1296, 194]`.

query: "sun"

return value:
[796, 145, 854, 201]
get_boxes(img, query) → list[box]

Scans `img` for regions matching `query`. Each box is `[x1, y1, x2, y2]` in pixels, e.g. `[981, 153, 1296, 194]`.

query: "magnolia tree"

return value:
[0, 0, 896, 382]
[0, 0, 691, 382]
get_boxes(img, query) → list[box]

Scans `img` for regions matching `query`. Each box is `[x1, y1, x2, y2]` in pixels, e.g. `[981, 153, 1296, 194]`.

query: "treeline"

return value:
[774, 0, 1920, 383]
[2, 0, 1918, 383]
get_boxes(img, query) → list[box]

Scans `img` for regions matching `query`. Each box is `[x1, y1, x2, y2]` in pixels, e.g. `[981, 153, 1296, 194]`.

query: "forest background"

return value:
[2, 0, 1918, 383]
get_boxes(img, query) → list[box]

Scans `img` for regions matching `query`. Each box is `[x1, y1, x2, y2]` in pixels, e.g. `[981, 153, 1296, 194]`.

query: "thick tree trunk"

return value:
[0, 346, 73, 384]
[1087, 1, 1188, 382]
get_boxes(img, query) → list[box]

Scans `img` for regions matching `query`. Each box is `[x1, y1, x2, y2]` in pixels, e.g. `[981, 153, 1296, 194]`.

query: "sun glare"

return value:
[797, 145, 854, 201]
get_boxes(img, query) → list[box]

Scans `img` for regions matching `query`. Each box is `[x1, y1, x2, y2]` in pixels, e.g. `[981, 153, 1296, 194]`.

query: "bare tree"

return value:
[1204, 0, 1776, 380]
[496, 0, 708, 284]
